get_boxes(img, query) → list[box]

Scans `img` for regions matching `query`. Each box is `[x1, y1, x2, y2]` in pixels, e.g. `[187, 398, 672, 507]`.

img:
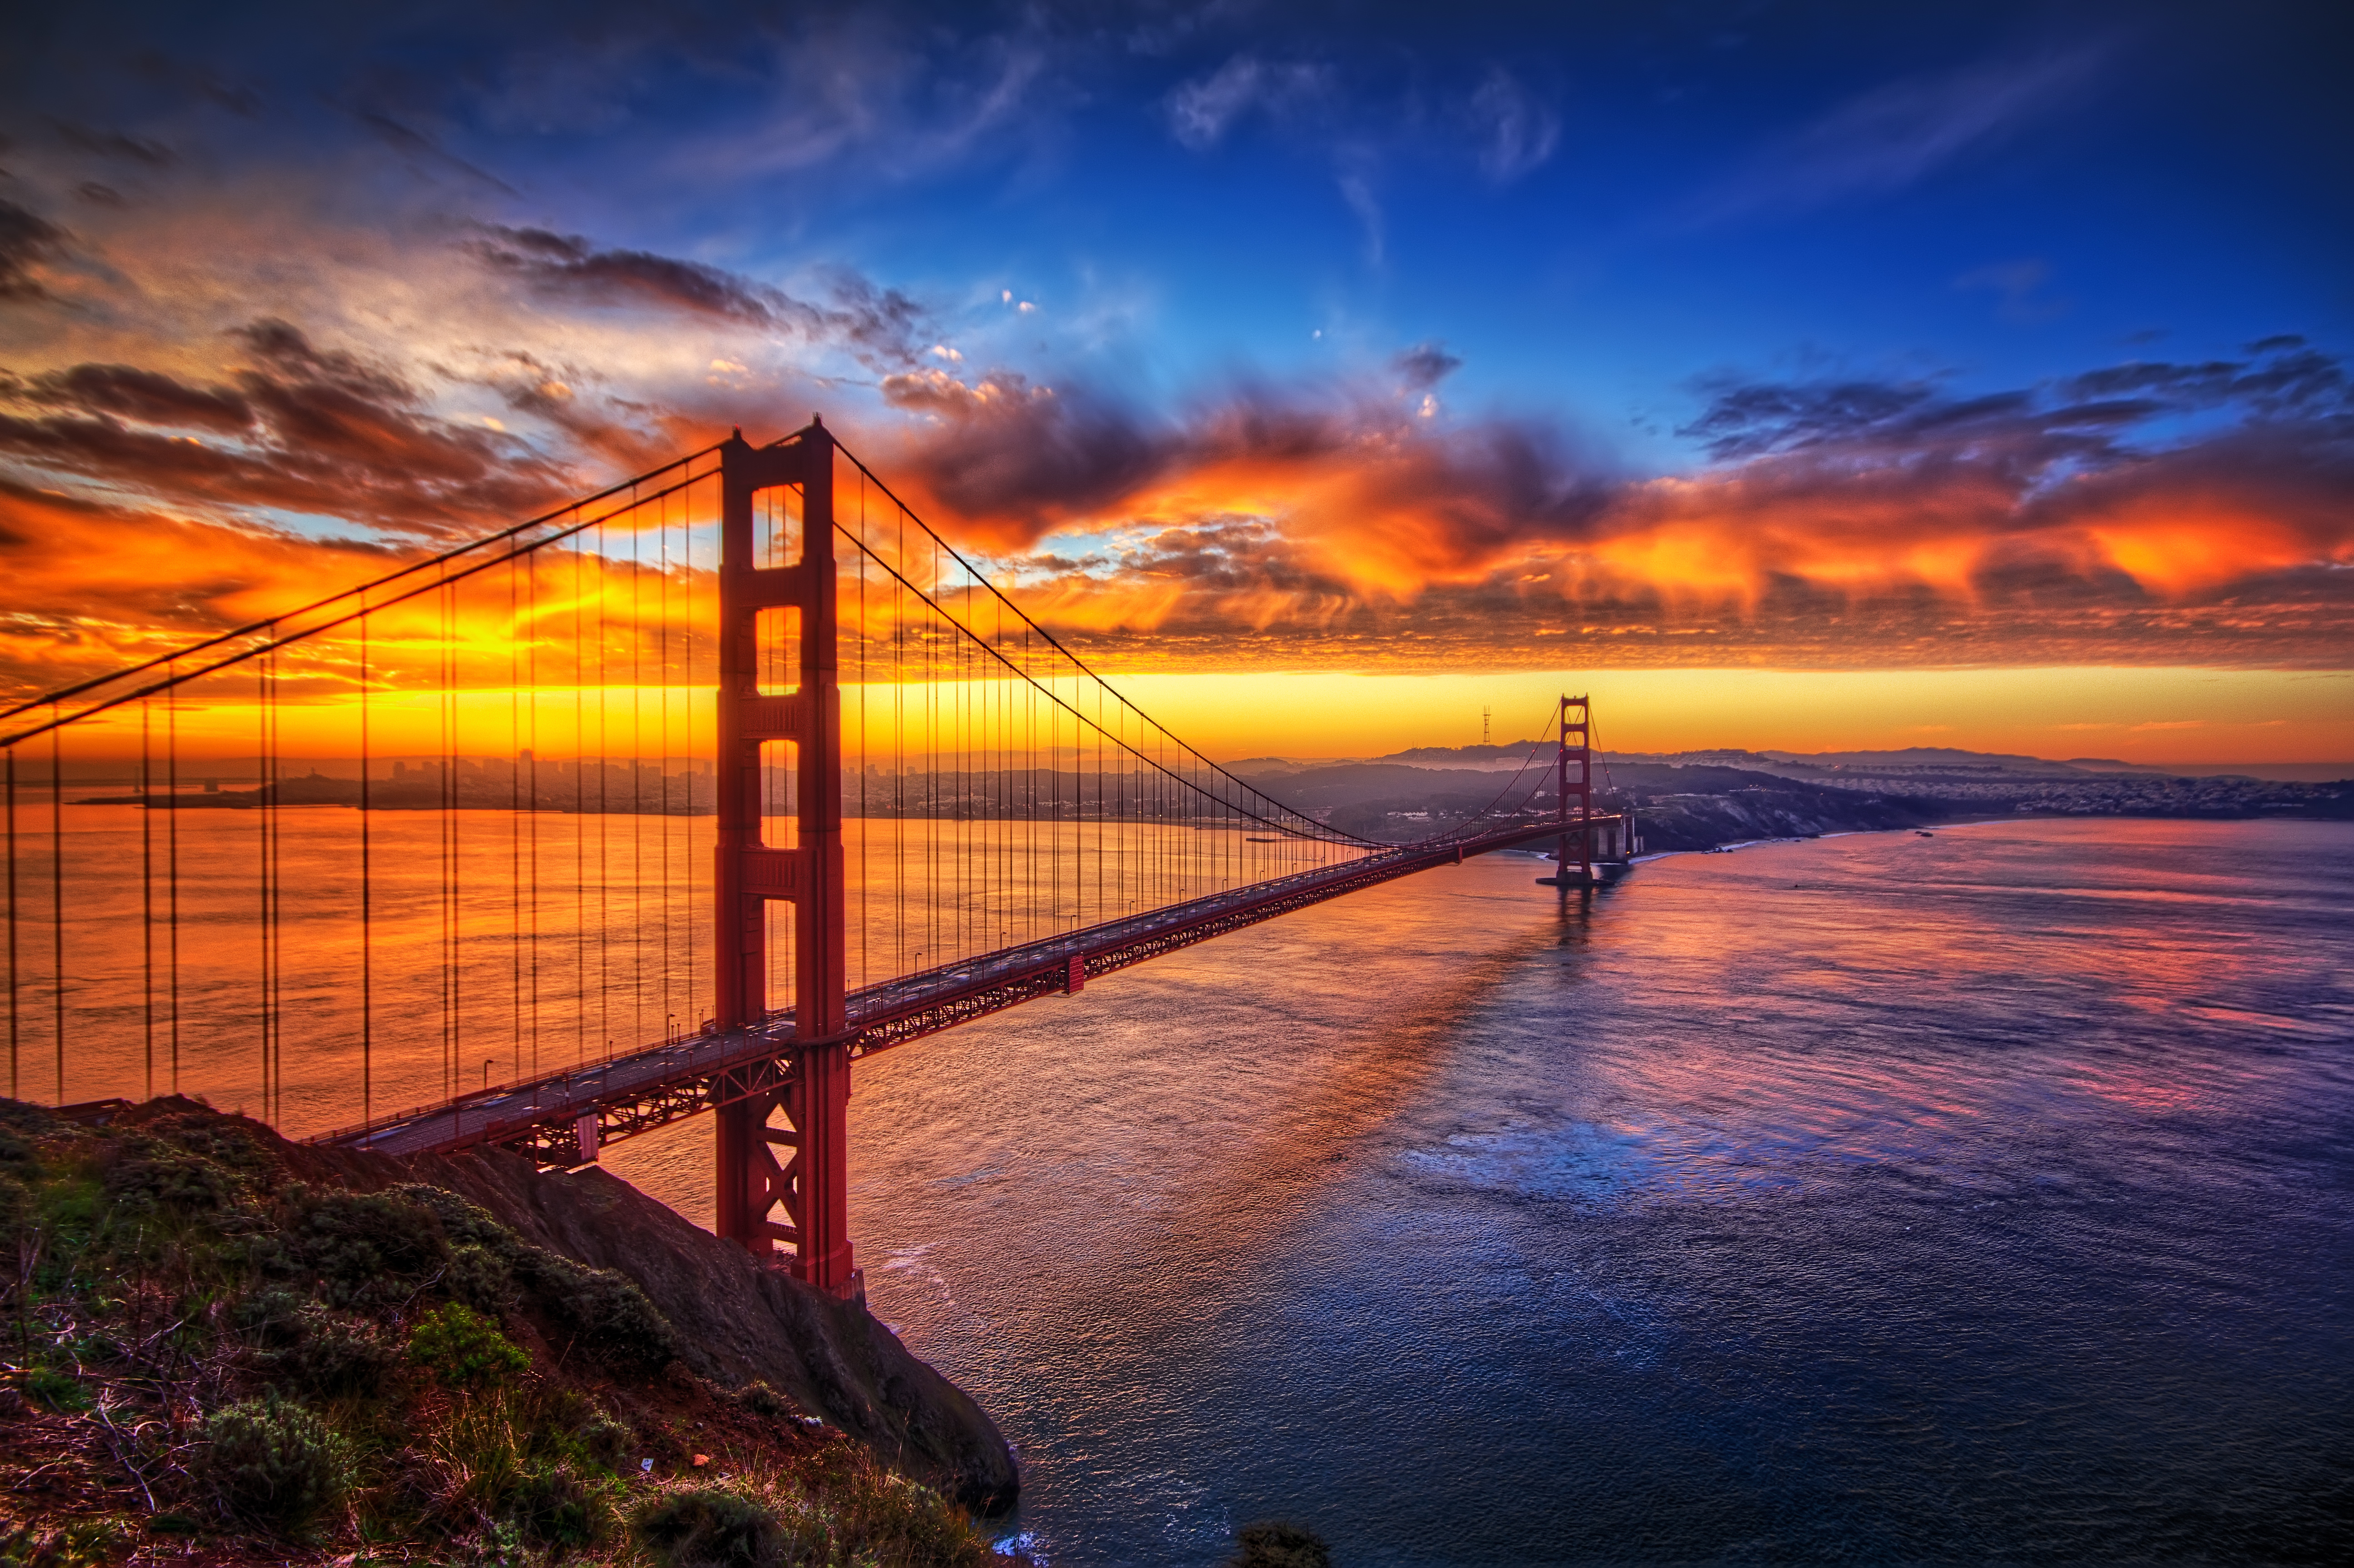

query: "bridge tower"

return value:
[1558, 694, 1592, 885]
[712, 423, 857, 1297]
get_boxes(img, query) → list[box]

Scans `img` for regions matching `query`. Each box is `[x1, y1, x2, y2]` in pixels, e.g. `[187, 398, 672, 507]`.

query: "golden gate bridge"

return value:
[0, 421, 1634, 1300]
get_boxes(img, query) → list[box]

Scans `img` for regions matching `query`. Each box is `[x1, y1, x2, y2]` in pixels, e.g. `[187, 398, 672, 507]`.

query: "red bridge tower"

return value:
[1558, 694, 1592, 885]
[711, 424, 858, 1298]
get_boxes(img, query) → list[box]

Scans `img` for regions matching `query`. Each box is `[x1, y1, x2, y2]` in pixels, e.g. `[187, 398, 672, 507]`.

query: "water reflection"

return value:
[667, 818, 2352, 1566]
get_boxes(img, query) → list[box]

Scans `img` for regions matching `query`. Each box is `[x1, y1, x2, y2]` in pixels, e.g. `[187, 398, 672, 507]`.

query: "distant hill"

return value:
[1225, 743, 2349, 787]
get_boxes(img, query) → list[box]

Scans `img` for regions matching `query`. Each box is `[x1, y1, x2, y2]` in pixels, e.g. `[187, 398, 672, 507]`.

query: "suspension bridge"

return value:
[0, 421, 1635, 1300]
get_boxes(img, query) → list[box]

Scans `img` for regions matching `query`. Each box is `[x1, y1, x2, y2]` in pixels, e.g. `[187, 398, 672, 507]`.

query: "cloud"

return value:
[0, 318, 571, 535]
[1683, 44, 2107, 226]
[464, 227, 929, 370]
[1165, 55, 1333, 150]
[468, 225, 781, 325]
[1337, 165, 1383, 265]
[857, 340, 2354, 670]
[879, 369, 1168, 533]
[0, 200, 70, 301]
[48, 120, 174, 166]
[1392, 343, 1463, 392]
[1466, 68, 1560, 183]
[355, 110, 517, 195]
[11, 361, 256, 431]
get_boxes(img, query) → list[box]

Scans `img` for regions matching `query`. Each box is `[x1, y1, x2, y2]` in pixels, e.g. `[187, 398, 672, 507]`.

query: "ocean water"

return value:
[610, 817, 2353, 1564]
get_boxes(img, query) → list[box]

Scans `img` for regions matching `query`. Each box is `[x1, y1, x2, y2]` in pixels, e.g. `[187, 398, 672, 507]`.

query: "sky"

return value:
[3, 0, 2350, 762]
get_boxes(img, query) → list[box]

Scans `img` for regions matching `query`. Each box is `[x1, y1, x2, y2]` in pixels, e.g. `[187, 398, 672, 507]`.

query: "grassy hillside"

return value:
[0, 1098, 1030, 1567]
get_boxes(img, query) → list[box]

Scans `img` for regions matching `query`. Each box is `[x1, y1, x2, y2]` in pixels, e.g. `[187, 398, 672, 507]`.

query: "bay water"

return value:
[613, 817, 2353, 1563]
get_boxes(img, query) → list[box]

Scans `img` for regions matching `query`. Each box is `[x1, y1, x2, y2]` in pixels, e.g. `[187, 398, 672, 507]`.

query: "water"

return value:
[10, 803, 1340, 1130]
[606, 818, 2353, 1564]
[26, 802, 2349, 1559]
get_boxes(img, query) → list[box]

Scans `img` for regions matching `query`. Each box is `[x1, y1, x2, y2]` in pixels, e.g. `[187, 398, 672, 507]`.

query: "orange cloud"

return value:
[854, 349, 2354, 669]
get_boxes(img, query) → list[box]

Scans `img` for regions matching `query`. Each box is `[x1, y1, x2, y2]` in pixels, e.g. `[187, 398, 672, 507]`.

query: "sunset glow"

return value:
[1, 4, 2346, 763]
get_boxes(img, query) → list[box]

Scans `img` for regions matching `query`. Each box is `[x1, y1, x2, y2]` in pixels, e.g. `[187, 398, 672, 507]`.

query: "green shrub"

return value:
[447, 1241, 518, 1313]
[407, 1303, 530, 1391]
[504, 1460, 606, 1550]
[102, 1141, 235, 1217]
[235, 1286, 309, 1345]
[631, 1485, 790, 1568]
[272, 1307, 400, 1399]
[580, 1408, 636, 1468]
[23, 1366, 87, 1413]
[521, 1249, 678, 1366]
[145, 1113, 275, 1177]
[282, 1190, 448, 1307]
[1227, 1522, 1332, 1568]
[196, 1392, 350, 1535]
[390, 1183, 679, 1364]
[735, 1379, 793, 1420]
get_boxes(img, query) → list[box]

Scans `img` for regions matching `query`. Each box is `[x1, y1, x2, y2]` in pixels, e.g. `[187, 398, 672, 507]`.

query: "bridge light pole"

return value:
[714, 421, 857, 1299]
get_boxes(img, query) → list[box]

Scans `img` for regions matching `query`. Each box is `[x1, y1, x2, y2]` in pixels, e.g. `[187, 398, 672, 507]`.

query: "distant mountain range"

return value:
[1226, 743, 2352, 844]
[1226, 744, 2349, 785]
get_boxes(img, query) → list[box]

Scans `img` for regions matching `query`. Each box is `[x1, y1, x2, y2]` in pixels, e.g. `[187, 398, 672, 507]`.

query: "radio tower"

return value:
[1482, 705, 1491, 746]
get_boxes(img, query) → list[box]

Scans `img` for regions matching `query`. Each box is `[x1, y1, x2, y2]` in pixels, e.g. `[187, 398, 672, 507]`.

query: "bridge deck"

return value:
[318, 817, 1620, 1163]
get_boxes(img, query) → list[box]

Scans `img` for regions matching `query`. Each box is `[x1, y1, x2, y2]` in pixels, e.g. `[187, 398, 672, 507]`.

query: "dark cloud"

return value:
[356, 111, 517, 195]
[1392, 342, 1463, 391]
[471, 225, 780, 325]
[482, 352, 676, 474]
[1683, 340, 2354, 468]
[0, 200, 68, 301]
[878, 366, 1618, 573]
[2058, 346, 2349, 414]
[47, 119, 173, 165]
[466, 226, 929, 370]
[0, 319, 570, 534]
[881, 370, 1170, 530]
[18, 363, 255, 431]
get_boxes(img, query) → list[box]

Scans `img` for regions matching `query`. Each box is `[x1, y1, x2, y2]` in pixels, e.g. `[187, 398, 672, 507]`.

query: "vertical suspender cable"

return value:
[5, 747, 15, 1099]
[575, 523, 587, 1066]
[529, 542, 542, 1076]
[511, 552, 523, 1080]
[632, 493, 644, 1049]
[441, 579, 456, 1098]
[597, 511, 611, 1059]
[856, 479, 867, 994]
[658, 490, 672, 1039]
[51, 716, 65, 1101]
[167, 660, 179, 1094]
[360, 613, 372, 1126]
[270, 644, 284, 1118]
[682, 486, 694, 1029]
[141, 701, 153, 1099]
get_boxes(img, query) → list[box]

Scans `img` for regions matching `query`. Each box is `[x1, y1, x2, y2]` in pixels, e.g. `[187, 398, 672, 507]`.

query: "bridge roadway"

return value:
[315, 815, 1623, 1165]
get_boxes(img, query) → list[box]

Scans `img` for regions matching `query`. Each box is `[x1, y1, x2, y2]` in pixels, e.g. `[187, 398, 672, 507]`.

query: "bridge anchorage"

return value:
[2, 419, 1634, 1303]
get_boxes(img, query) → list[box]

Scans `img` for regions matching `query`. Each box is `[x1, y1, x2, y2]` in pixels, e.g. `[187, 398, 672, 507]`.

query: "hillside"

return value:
[0, 1097, 1024, 1566]
[1234, 760, 1940, 847]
